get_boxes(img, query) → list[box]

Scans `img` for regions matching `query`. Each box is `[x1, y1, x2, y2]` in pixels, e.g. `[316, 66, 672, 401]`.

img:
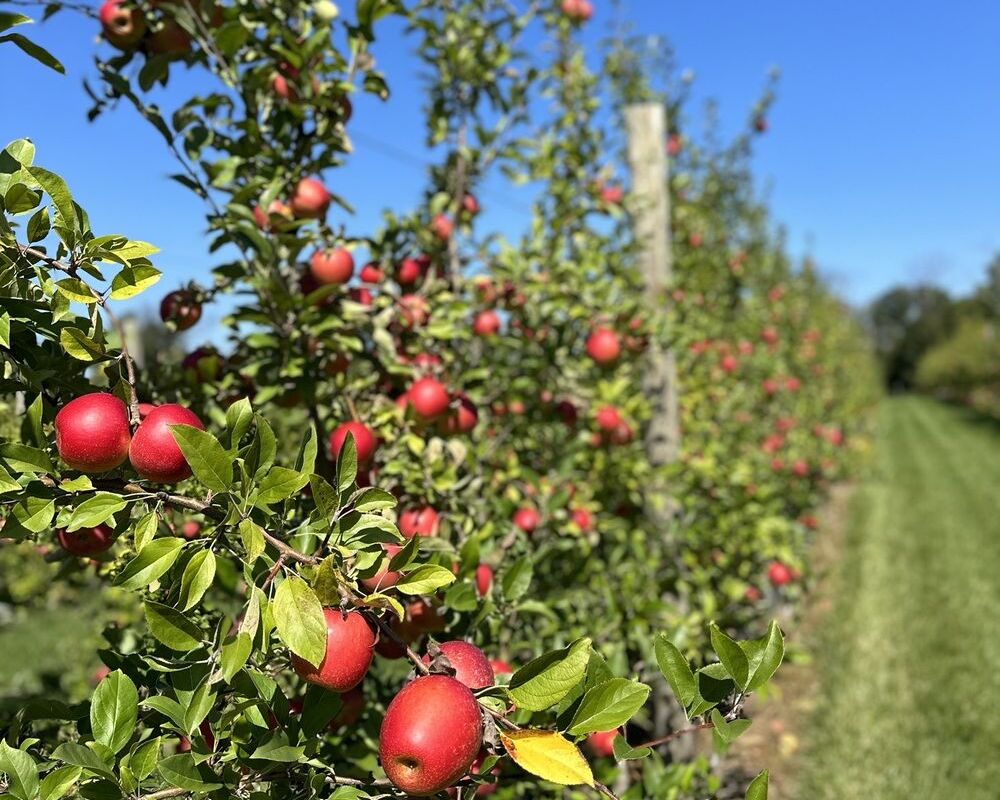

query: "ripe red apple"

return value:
[561, 0, 593, 23]
[768, 561, 794, 587]
[475, 565, 492, 597]
[397, 257, 425, 286]
[586, 328, 621, 365]
[181, 520, 201, 539]
[489, 659, 513, 676]
[667, 133, 682, 156]
[329, 421, 378, 466]
[129, 404, 205, 483]
[422, 641, 495, 690]
[160, 290, 201, 331]
[720, 355, 739, 373]
[792, 459, 809, 477]
[760, 326, 779, 345]
[309, 248, 354, 285]
[290, 177, 331, 219]
[762, 378, 779, 396]
[272, 63, 301, 101]
[360, 262, 385, 283]
[785, 377, 802, 392]
[745, 586, 762, 602]
[58, 524, 114, 557]
[440, 394, 478, 435]
[409, 377, 451, 420]
[329, 686, 364, 729]
[513, 507, 540, 534]
[399, 294, 430, 328]
[254, 199, 293, 231]
[99, 0, 147, 49]
[361, 544, 403, 591]
[147, 20, 191, 57]
[399, 506, 440, 539]
[292, 608, 375, 692]
[571, 508, 593, 531]
[431, 214, 454, 242]
[595, 405, 623, 431]
[461, 194, 480, 216]
[473, 310, 501, 337]
[55, 393, 132, 473]
[555, 399, 578, 426]
[586, 729, 618, 758]
[380, 675, 483, 796]
[407, 598, 446, 634]
[599, 184, 623, 206]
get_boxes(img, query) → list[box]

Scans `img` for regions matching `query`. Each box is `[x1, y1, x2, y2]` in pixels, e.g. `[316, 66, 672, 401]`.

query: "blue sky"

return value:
[2, 0, 999, 321]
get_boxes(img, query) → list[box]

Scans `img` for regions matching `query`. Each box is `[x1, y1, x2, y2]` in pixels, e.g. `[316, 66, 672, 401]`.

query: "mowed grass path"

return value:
[797, 397, 1000, 800]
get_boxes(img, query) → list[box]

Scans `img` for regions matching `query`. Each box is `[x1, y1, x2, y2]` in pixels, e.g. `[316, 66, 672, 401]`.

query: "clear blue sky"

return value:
[2, 0, 999, 321]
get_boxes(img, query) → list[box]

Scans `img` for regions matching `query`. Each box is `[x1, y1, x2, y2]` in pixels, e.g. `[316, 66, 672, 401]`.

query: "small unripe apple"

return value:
[399, 506, 440, 539]
[586, 328, 621, 365]
[290, 177, 331, 219]
[292, 608, 375, 692]
[431, 214, 454, 242]
[55, 393, 132, 473]
[475, 564, 493, 597]
[595, 405, 623, 431]
[409, 377, 451, 420]
[58, 524, 114, 557]
[100, 0, 147, 49]
[768, 561, 794, 587]
[513, 507, 540, 534]
[422, 640, 495, 690]
[129, 404, 205, 483]
[310, 248, 354, 285]
[329, 421, 378, 466]
[160, 290, 201, 331]
[380, 675, 483, 796]
[473, 310, 501, 337]
[360, 262, 385, 283]
[586, 729, 618, 758]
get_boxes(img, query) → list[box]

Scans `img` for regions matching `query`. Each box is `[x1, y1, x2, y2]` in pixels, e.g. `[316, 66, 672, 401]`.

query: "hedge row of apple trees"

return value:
[0, 1, 878, 799]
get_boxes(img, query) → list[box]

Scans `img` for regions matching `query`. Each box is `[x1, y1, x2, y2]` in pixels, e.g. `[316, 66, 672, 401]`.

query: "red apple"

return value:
[409, 377, 451, 420]
[513, 507, 540, 534]
[422, 641, 495, 690]
[586, 328, 621, 365]
[440, 394, 478, 435]
[181, 521, 201, 539]
[399, 506, 440, 539]
[475, 564, 492, 597]
[254, 199, 293, 231]
[360, 262, 385, 283]
[768, 561, 794, 587]
[380, 675, 483, 796]
[310, 248, 354, 285]
[361, 544, 403, 592]
[586, 729, 618, 758]
[571, 508, 593, 531]
[329, 421, 378, 466]
[397, 257, 426, 286]
[290, 177, 331, 219]
[160, 290, 201, 331]
[431, 214, 454, 242]
[473, 310, 501, 337]
[99, 0, 147, 49]
[399, 294, 430, 328]
[489, 659, 513, 676]
[329, 686, 364, 729]
[55, 393, 132, 473]
[58, 524, 114, 557]
[129, 404, 205, 484]
[147, 20, 191, 57]
[292, 608, 375, 692]
[595, 405, 622, 431]
[461, 194, 480, 216]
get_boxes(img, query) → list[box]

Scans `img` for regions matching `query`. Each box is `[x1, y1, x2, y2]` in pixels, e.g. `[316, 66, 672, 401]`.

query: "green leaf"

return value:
[1, 442, 54, 473]
[336, 432, 357, 492]
[60, 327, 105, 362]
[746, 621, 784, 692]
[26, 205, 49, 242]
[179, 549, 216, 611]
[156, 754, 222, 792]
[50, 743, 113, 779]
[110, 265, 161, 300]
[38, 766, 81, 800]
[710, 709, 752, 747]
[0, 13, 31, 33]
[653, 634, 697, 709]
[249, 733, 305, 762]
[501, 557, 533, 601]
[113, 240, 159, 260]
[710, 623, 750, 689]
[169, 425, 233, 492]
[272, 576, 326, 667]
[353, 487, 396, 512]
[257, 467, 309, 505]
[127, 739, 159, 781]
[238, 518, 265, 564]
[90, 670, 138, 754]
[29, 167, 75, 232]
[220, 632, 252, 682]
[394, 564, 456, 595]
[54, 278, 98, 304]
[509, 638, 592, 712]
[133, 511, 158, 552]
[746, 769, 769, 800]
[65, 492, 126, 531]
[144, 601, 203, 651]
[11, 494, 54, 533]
[0, 741, 38, 800]
[567, 678, 651, 735]
[182, 682, 214, 734]
[115, 537, 184, 590]
[225, 397, 253, 446]
[0, 33, 65, 74]
[142, 697, 185, 729]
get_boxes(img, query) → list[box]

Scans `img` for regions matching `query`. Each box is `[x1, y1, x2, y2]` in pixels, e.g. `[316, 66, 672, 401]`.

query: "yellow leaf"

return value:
[499, 729, 594, 787]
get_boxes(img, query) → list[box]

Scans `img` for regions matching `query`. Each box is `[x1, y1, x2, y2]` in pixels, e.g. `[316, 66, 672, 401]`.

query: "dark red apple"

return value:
[160, 290, 201, 331]
[58, 524, 114, 557]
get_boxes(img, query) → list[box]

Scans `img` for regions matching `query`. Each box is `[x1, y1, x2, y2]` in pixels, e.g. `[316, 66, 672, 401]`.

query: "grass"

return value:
[797, 396, 1000, 799]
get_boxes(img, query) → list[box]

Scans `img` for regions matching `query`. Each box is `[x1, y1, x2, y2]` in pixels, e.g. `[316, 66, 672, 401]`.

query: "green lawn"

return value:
[798, 397, 1000, 799]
